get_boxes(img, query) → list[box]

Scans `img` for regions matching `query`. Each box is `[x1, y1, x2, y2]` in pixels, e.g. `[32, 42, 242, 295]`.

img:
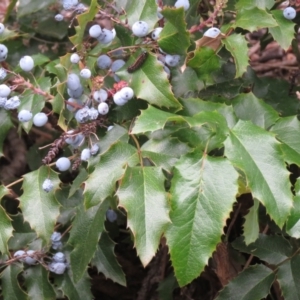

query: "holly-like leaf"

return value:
[117, 166, 170, 266]
[68, 200, 109, 283]
[224, 121, 293, 227]
[18, 166, 60, 245]
[222, 34, 249, 78]
[232, 92, 278, 129]
[17, 0, 56, 18]
[1, 264, 28, 300]
[235, 0, 275, 10]
[235, 7, 277, 32]
[165, 152, 238, 286]
[271, 116, 300, 166]
[141, 150, 178, 172]
[215, 264, 275, 300]
[23, 265, 56, 300]
[269, 10, 295, 51]
[0, 186, 13, 254]
[158, 7, 190, 55]
[0, 110, 13, 157]
[232, 234, 293, 265]
[277, 254, 300, 300]
[92, 231, 126, 286]
[243, 199, 259, 245]
[84, 142, 139, 208]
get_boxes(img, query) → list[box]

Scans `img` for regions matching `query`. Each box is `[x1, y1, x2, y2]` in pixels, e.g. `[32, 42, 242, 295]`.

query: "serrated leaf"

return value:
[215, 264, 275, 300]
[269, 10, 295, 51]
[235, 7, 277, 32]
[186, 47, 221, 82]
[17, 0, 55, 18]
[118, 53, 182, 109]
[232, 234, 293, 265]
[158, 7, 190, 55]
[277, 254, 300, 300]
[69, 0, 99, 50]
[271, 116, 300, 166]
[165, 152, 238, 286]
[92, 231, 126, 286]
[141, 150, 178, 172]
[235, 0, 275, 10]
[224, 121, 293, 227]
[69, 168, 88, 198]
[286, 179, 300, 238]
[55, 270, 93, 300]
[69, 200, 109, 283]
[243, 199, 259, 245]
[232, 92, 278, 129]
[0, 186, 13, 254]
[23, 265, 56, 300]
[117, 166, 170, 266]
[84, 142, 139, 208]
[18, 166, 60, 245]
[1, 264, 28, 300]
[222, 34, 249, 78]
[0, 109, 13, 157]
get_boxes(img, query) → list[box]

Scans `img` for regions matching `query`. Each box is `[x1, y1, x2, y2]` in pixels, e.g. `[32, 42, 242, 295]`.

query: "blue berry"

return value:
[132, 21, 149, 37]
[113, 91, 128, 106]
[0, 84, 11, 97]
[4, 96, 19, 110]
[14, 250, 26, 262]
[70, 53, 80, 64]
[97, 55, 112, 69]
[98, 102, 109, 115]
[0, 44, 8, 60]
[62, 0, 78, 10]
[0, 23, 5, 34]
[20, 56, 34, 72]
[204, 27, 221, 38]
[90, 144, 99, 155]
[33, 112, 48, 127]
[49, 262, 67, 274]
[97, 28, 114, 44]
[0, 97, 6, 107]
[75, 106, 90, 123]
[0, 68, 7, 80]
[93, 89, 108, 102]
[53, 252, 66, 263]
[119, 87, 134, 100]
[42, 178, 54, 192]
[111, 59, 125, 72]
[51, 231, 62, 242]
[106, 209, 117, 222]
[55, 14, 64, 21]
[18, 110, 33, 122]
[151, 27, 163, 40]
[283, 7, 296, 20]
[89, 24, 102, 38]
[81, 148, 91, 161]
[24, 250, 37, 265]
[67, 85, 83, 99]
[174, 0, 190, 11]
[80, 68, 91, 79]
[67, 73, 81, 90]
[56, 157, 71, 171]
[165, 54, 180, 67]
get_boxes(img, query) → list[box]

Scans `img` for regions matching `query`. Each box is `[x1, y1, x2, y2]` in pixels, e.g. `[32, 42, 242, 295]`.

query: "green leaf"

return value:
[117, 166, 170, 266]
[165, 152, 238, 286]
[277, 254, 300, 300]
[158, 7, 190, 55]
[269, 10, 295, 51]
[224, 120, 293, 227]
[141, 150, 178, 172]
[0, 186, 13, 254]
[232, 234, 293, 265]
[118, 53, 182, 109]
[23, 265, 56, 300]
[0, 110, 13, 157]
[55, 270, 93, 300]
[271, 116, 300, 166]
[92, 231, 126, 286]
[68, 200, 109, 283]
[215, 264, 275, 300]
[235, 0, 275, 10]
[186, 47, 221, 82]
[84, 142, 139, 208]
[286, 179, 300, 238]
[243, 199, 259, 245]
[232, 92, 278, 129]
[235, 7, 277, 32]
[69, 0, 99, 50]
[1, 264, 28, 300]
[18, 166, 60, 245]
[69, 168, 88, 198]
[222, 34, 249, 78]
[17, 0, 56, 18]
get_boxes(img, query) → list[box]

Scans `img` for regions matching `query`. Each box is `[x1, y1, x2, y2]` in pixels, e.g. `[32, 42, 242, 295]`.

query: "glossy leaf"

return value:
[23, 265, 56, 300]
[166, 152, 238, 286]
[118, 166, 170, 266]
[286, 179, 300, 238]
[243, 199, 259, 245]
[222, 34, 249, 78]
[17, 0, 55, 18]
[18, 166, 60, 245]
[215, 264, 275, 300]
[224, 120, 293, 227]
[0, 110, 13, 157]
[235, 0, 275, 10]
[68, 200, 109, 283]
[141, 150, 178, 172]
[84, 142, 139, 208]
[92, 231, 126, 286]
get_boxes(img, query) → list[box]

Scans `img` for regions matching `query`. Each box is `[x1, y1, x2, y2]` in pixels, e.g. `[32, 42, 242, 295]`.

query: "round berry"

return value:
[56, 157, 71, 172]
[88, 107, 99, 120]
[75, 106, 90, 123]
[283, 7, 297, 20]
[0, 44, 8, 60]
[0, 68, 7, 80]
[89, 24, 102, 38]
[97, 28, 114, 44]
[0, 23, 5, 34]
[97, 55, 112, 69]
[80, 68, 91, 79]
[90, 144, 99, 155]
[93, 89, 108, 102]
[18, 110, 33, 122]
[20, 55, 34, 72]
[113, 92, 127, 106]
[0, 84, 10, 97]
[132, 21, 149, 37]
[106, 209, 117, 222]
[98, 102, 109, 115]
[62, 0, 78, 10]
[119, 87, 134, 100]
[33, 112, 48, 127]
[67, 73, 81, 90]
[49, 262, 67, 274]
[53, 252, 66, 263]
[165, 54, 181, 67]
[51, 232, 62, 242]
[174, 0, 190, 11]
[24, 250, 36, 265]
[81, 148, 91, 161]
[157, 7, 163, 19]
[111, 59, 126, 72]
[14, 250, 26, 262]
[67, 85, 83, 99]
[42, 178, 54, 193]
[151, 27, 163, 40]
[204, 27, 221, 38]
[0, 97, 6, 107]
[55, 14, 64, 21]
[107, 125, 114, 131]
[4, 96, 19, 110]
[70, 53, 80, 64]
